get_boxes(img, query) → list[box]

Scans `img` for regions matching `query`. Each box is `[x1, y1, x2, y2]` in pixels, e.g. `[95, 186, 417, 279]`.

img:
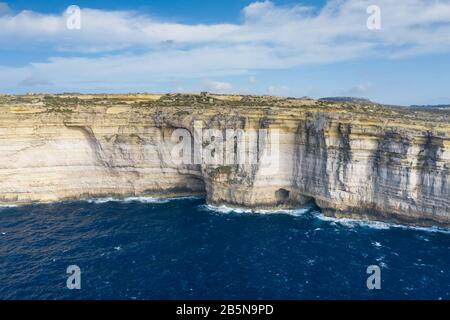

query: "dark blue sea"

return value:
[0, 197, 449, 300]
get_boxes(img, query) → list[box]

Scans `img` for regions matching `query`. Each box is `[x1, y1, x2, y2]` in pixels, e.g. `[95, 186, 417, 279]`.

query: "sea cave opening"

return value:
[275, 188, 290, 204]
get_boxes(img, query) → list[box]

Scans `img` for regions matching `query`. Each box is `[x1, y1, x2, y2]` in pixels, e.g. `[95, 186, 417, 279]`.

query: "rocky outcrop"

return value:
[0, 93, 449, 227]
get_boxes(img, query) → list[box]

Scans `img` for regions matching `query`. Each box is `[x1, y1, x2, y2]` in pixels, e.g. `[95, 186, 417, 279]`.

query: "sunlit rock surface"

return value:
[0, 93, 448, 226]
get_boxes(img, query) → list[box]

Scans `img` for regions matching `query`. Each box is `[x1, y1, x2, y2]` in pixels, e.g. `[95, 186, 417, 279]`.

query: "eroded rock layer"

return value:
[0, 93, 449, 226]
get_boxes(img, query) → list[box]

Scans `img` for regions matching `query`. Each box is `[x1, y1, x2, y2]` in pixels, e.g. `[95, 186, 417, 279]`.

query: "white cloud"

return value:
[1, 0, 450, 55]
[0, 0, 450, 92]
[0, 8, 239, 49]
[203, 80, 233, 93]
[268, 85, 289, 96]
[18, 76, 52, 87]
[344, 82, 373, 95]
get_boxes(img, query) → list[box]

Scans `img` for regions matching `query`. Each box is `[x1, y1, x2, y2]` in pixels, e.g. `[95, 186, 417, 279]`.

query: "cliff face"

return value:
[0, 93, 449, 227]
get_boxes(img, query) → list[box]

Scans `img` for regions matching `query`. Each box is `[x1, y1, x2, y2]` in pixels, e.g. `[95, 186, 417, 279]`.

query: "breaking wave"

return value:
[316, 213, 450, 234]
[85, 196, 202, 205]
[0, 204, 18, 210]
[199, 202, 450, 234]
[199, 203, 314, 217]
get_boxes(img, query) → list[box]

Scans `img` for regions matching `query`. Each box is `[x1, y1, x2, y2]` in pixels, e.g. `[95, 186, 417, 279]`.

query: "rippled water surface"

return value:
[0, 198, 449, 299]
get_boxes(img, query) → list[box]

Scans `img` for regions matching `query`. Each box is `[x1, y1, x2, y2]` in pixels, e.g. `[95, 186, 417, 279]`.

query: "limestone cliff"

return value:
[0, 93, 449, 227]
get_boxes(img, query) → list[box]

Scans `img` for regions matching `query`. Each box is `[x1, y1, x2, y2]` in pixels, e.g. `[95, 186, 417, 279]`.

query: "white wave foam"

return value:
[316, 213, 450, 234]
[199, 204, 313, 217]
[372, 241, 382, 247]
[124, 197, 171, 204]
[0, 204, 18, 208]
[399, 224, 450, 234]
[85, 195, 203, 205]
[86, 197, 170, 204]
[317, 214, 391, 230]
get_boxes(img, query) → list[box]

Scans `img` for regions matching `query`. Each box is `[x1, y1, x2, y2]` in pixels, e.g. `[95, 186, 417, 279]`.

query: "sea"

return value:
[0, 197, 449, 300]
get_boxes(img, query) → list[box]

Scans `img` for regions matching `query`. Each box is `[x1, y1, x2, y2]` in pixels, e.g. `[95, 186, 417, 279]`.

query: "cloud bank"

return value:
[0, 0, 450, 92]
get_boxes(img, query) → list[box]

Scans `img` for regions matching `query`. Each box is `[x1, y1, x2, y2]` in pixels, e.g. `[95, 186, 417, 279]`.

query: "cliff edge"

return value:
[0, 93, 449, 227]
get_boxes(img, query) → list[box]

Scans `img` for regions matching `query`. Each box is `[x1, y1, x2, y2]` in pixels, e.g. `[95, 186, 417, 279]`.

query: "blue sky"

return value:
[1, 0, 450, 105]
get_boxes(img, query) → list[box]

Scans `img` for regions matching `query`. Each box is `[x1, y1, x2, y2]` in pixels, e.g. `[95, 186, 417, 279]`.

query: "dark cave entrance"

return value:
[275, 188, 290, 204]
